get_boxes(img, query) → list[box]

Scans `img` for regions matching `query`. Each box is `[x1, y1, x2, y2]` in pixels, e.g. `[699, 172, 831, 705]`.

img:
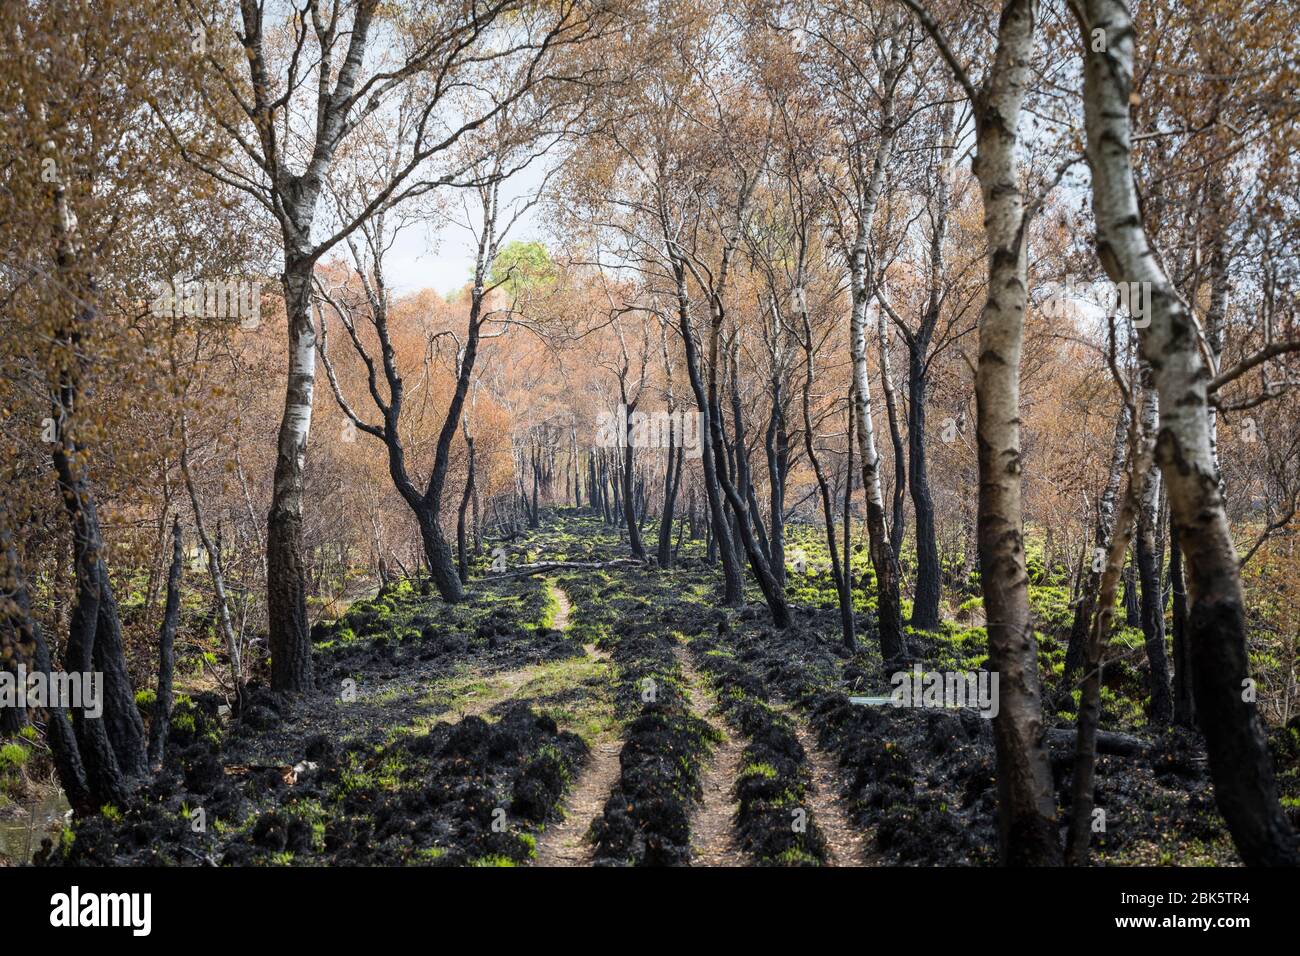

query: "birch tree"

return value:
[812, 5, 916, 664]
[1072, 0, 1299, 866]
[174, 0, 606, 689]
[902, 0, 1063, 864]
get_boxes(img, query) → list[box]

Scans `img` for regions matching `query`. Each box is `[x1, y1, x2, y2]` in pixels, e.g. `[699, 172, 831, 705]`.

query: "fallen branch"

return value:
[847, 698, 1155, 759]
[1047, 727, 1151, 758]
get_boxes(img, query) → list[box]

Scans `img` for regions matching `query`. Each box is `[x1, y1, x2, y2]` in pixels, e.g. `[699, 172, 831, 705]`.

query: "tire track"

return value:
[782, 706, 875, 866]
[533, 585, 622, 866]
[676, 650, 746, 867]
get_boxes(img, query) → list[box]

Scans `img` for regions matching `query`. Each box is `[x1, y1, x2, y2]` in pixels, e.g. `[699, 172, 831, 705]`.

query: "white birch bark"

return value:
[1074, 0, 1297, 865]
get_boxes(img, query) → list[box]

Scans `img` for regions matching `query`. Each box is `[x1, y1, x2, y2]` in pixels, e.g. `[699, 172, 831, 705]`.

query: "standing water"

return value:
[0, 791, 71, 865]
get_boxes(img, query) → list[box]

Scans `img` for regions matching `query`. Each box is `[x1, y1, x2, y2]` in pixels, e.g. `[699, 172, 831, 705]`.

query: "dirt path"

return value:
[423, 581, 584, 723]
[533, 732, 620, 866]
[533, 585, 622, 867]
[550, 580, 572, 631]
[676, 650, 746, 867]
[784, 709, 874, 866]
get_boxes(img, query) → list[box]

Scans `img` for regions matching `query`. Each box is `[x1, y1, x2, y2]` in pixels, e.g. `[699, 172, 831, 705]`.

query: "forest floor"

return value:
[21, 510, 1300, 867]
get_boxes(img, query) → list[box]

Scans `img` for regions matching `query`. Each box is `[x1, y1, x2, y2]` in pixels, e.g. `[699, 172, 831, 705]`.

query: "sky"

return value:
[380, 161, 552, 299]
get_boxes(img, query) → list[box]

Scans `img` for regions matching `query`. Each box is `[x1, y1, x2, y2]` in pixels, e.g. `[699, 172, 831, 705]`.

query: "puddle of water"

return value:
[0, 792, 71, 865]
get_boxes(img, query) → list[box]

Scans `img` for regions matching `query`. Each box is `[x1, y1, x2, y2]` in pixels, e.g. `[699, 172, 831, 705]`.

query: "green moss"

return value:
[773, 845, 822, 866]
[537, 580, 562, 630]
[0, 742, 29, 771]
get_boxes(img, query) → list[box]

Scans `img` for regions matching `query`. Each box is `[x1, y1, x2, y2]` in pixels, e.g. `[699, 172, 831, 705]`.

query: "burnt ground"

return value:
[28, 510, 1300, 867]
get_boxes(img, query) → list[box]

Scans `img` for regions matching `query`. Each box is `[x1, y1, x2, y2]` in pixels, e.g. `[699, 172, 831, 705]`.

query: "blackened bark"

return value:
[148, 519, 183, 768]
[529, 450, 541, 530]
[878, 313, 906, 558]
[93, 566, 148, 779]
[801, 316, 854, 649]
[267, 506, 313, 691]
[621, 401, 645, 560]
[670, 261, 742, 605]
[61, 524, 127, 810]
[704, 343, 790, 627]
[765, 385, 789, 587]
[1135, 402, 1172, 726]
[1122, 557, 1141, 627]
[1, 535, 91, 815]
[907, 343, 941, 629]
[657, 436, 683, 568]
[1064, 406, 1129, 685]
[46, 189, 139, 802]
[458, 432, 476, 585]
[1169, 523, 1195, 727]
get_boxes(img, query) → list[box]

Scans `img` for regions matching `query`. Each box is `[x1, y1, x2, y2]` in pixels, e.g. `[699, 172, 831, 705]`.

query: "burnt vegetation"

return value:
[2, 0, 1299, 873]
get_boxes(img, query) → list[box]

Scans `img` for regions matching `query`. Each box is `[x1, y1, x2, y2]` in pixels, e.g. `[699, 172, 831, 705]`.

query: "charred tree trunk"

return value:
[1122, 557, 1141, 627]
[906, 338, 941, 630]
[878, 309, 907, 558]
[765, 380, 789, 588]
[1, 533, 92, 815]
[1068, 392, 1149, 865]
[702, 330, 791, 627]
[458, 428, 476, 585]
[670, 259, 743, 605]
[57, 479, 129, 810]
[658, 431, 684, 568]
[1169, 522, 1195, 727]
[1135, 369, 1172, 725]
[731, 352, 774, 573]
[148, 519, 183, 768]
[1064, 406, 1129, 685]
[622, 402, 646, 560]
[802, 315, 855, 649]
